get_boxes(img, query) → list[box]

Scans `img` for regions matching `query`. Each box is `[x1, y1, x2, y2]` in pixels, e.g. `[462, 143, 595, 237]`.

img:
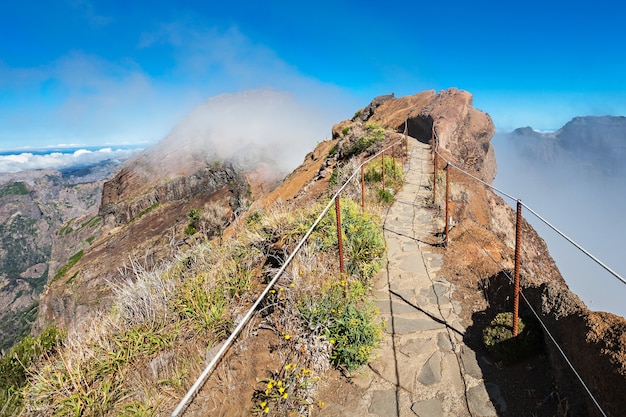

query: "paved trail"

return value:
[327, 139, 503, 416]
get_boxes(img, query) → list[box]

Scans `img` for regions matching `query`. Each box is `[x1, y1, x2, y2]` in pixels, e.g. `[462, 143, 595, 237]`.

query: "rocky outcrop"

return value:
[341, 88, 497, 183]
[100, 163, 248, 228]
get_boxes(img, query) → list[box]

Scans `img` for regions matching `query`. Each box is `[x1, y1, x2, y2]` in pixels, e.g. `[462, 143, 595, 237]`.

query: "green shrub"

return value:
[341, 126, 351, 136]
[313, 198, 386, 282]
[328, 168, 339, 186]
[364, 155, 403, 186]
[482, 312, 542, 364]
[376, 189, 395, 204]
[299, 280, 382, 371]
[343, 122, 386, 158]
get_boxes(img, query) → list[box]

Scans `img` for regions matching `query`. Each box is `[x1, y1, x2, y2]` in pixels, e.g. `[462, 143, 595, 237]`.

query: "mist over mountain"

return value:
[493, 115, 626, 316]
[508, 115, 626, 175]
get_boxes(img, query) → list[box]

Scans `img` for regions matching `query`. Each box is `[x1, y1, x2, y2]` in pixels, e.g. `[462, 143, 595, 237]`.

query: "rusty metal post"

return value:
[445, 163, 450, 246]
[361, 164, 365, 212]
[381, 152, 385, 192]
[513, 200, 523, 336]
[335, 195, 345, 275]
[433, 151, 438, 203]
[392, 145, 396, 179]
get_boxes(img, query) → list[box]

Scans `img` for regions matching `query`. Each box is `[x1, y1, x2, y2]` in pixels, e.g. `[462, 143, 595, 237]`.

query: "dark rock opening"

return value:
[406, 115, 434, 144]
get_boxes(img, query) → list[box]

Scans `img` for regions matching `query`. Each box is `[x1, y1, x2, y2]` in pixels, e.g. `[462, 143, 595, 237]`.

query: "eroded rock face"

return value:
[100, 163, 247, 228]
[345, 88, 497, 183]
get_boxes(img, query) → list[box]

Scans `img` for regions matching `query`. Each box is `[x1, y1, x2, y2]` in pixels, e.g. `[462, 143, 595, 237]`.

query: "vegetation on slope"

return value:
[3, 123, 403, 416]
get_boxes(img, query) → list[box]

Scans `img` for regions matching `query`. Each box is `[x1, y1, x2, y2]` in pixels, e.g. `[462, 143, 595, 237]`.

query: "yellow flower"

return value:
[282, 393, 288, 399]
[260, 401, 267, 408]
[290, 283, 295, 287]
[264, 406, 269, 413]
[277, 381, 282, 387]
[318, 401, 325, 408]
[285, 363, 292, 370]
[279, 287, 284, 291]
[284, 334, 291, 340]
[279, 387, 285, 394]
[329, 338, 336, 344]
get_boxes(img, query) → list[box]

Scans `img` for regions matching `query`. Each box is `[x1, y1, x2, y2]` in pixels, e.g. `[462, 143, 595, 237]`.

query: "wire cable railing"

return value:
[432, 137, 617, 417]
[171, 138, 406, 416]
[433, 146, 625, 288]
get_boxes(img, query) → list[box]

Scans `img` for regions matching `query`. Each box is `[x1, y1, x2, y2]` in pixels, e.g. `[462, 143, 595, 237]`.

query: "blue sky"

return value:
[1, 0, 625, 150]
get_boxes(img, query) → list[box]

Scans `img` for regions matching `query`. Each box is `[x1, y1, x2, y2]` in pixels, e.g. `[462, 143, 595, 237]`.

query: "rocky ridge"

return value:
[23, 89, 626, 416]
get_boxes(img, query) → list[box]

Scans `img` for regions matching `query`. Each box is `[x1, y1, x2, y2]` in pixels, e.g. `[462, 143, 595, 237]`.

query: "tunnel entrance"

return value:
[406, 115, 434, 144]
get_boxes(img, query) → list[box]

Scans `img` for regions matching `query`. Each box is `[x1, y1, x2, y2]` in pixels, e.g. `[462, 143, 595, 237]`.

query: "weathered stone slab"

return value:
[485, 383, 507, 413]
[467, 385, 497, 417]
[375, 299, 418, 315]
[368, 390, 398, 416]
[460, 346, 483, 379]
[437, 332, 453, 353]
[417, 351, 442, 385]
[385, 317, 445, 334]
[411, 399, 443, 417]
[400, 338, 435, 357]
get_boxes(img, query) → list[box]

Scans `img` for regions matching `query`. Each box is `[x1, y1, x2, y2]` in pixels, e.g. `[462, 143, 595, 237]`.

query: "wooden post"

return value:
[513, 200, 523, 336]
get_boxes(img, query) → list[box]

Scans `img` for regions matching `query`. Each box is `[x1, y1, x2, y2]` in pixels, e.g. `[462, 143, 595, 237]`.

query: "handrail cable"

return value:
[433, 148, 626, 287]
[171, 138, 404, 416]
[457, 219, 608, 417]
[520, 202, 626, 286]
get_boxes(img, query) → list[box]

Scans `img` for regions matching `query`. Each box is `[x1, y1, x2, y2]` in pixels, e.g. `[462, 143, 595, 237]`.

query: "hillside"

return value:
[2, 89, 624, 416]
[0, 160, 126, 351]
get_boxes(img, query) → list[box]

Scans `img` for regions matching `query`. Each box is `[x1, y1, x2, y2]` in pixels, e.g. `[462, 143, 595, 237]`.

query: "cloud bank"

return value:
[0, 21, 359, 150]
[0, 147, 142, 173]
[492, 133, 626, 317]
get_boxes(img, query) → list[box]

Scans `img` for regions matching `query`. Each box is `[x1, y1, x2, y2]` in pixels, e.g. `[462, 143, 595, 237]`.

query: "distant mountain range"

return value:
[0, 158, 131, 351]
[510, 116, 626, 173]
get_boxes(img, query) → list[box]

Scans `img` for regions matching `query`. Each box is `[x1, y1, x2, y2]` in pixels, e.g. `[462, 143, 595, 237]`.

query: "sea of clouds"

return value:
[492, 132, 626, 318]
[0, 146, 143, 173]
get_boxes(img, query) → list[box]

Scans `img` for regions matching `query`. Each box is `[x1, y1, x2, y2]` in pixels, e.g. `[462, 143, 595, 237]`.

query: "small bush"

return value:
[342, 122, 386, 158]
[376, 189, 395, 204]
[299, 280, 382, 371]
[252, 362, 318, 415]
[482, 312, 542, 364]
[341, 126, 351, 136]
[313, 198, 386, 282]
[364, 155, 403, 187]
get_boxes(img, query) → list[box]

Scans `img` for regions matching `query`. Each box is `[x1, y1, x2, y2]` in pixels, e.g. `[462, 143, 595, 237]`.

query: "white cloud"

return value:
[0, 22, 358, 151]
[0, 148, 140, 173]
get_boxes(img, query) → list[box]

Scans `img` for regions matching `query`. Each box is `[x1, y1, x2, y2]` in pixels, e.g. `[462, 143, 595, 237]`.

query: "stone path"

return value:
[326, 139, 504, 416]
